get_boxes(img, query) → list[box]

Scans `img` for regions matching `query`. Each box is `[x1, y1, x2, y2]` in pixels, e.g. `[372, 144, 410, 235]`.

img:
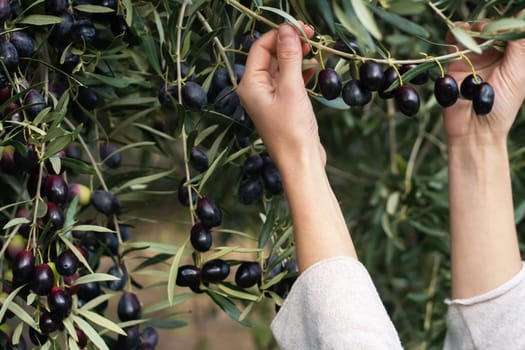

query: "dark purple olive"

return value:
[29, 327, 47, 346]
[9, 31, 36, 58]
[473, 82, 494, 115]
[238, 178, 264, 205]
[140, 326, 159, 346]
[44, 201, 64, 229]
[359, 62, 384, 91]
[333, 38, 361, 56]
[50, 11, 73, 46]
[202, 259, 230, 283]
[13, 144, 38, 172]
[318, 68, 342, 100]
[13, 250, 35, 285]
[106, 264, 127, 290]
[196, 197, 222, 228]
[58, 47, 79, 74]
[77, 280, 101, 301]
[23, 89, 46, 120]
[157, 84, 178, 109]
[460, 73, 483, 100]
[48, 286, 73, 320]
[241, 30, 260, 52]
[211, 67, 230, 94]
[378, 66, 399, 99]
[77, 86, 99, 110]
[342, 80, 372, 106]
[116, 325, 140, 348]
[234, 64, 245, 83]
[177, 177, 197, 207]
[213, 86, 239, 115]
[176, 265, 201, 288]
[399, 64, 429, 85]
[181, 82, 207, 110]
[39, 311, 60, 334]
[394, 85, 420, 117]
[262, 164, 283, 196]
[75, 327, 88, 348]
[117, 291, 141, 322]
[189, 146, 209, 172]
[99, 142, 121, 169]
[56, 249, 78, 277]
[90, 190, 121, 215]
[232, 105, 254, 137]
[45, 0, 68, 14]
[235, 262, 262, 288]
[71, 19, 96, 45]
[242, 155, 264, 178]
[0, 39, 19, 73]
[190, 223, 212, 252]
[31, 263, 54, 296]
[44, 175, 68, 204]
[434, 74, 459, 107]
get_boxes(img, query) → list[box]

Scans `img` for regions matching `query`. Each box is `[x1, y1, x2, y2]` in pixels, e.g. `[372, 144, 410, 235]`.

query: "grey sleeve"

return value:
[271, 256, 403, 350]
[444, 262, 525, 350]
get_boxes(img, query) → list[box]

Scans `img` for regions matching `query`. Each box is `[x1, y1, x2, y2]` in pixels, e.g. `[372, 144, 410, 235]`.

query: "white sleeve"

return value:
[444, 262, 525, 350]
[271, 256, 403, 350]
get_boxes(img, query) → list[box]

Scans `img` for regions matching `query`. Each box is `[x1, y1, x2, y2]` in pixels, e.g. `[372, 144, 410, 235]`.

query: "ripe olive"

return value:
[378, 66, 399, 99]
[44, 201, 64, 229]
[201, 259, 230, 283]
[342, 80, 372, 107]
[56, 250, 78, 277]
[460, 73, 483, 100]
[190, 146, 209, 172]
[235, 262, 262, 288]
[318, 68, 342, 100]
[106, 264, 127, 291]
[99, 142, 121, 169]
[71, 19, 96, 46]
[434, 74, 459, 107]
[90, 190, 121, 215]
[39, 311, 60, 334]
[181, 81, 207, 110]
[241, 30, 260, 52]
[238, 178, 264, 205]
[473, 82, 495, 115]
[176, 265, 201, 288]
[359, 61, 384, 91]
[196, 196, 222, 228]
[13, 250, 35, 285]
[262, 164, 283, 196]
[31, 263, 55, 296]
[399, 64, 429, 85]
[394, 85, 420, 117]
[190, 223, 212, 252]
[117, 291, 141, 322]
[0, 40, 19, 73]
[9, 31, 35, 58]
[177, 177, 197, 207]
[44, 175, 68, 204]
[48, 286, 73, 320]
[242, 155, 264, 178]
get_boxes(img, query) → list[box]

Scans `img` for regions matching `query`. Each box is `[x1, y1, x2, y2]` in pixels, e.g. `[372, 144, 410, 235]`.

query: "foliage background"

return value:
[0, 0, 524, 349]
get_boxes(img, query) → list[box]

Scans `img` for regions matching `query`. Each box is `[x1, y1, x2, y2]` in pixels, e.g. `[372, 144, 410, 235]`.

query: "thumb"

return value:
[277, 24, 304, 91]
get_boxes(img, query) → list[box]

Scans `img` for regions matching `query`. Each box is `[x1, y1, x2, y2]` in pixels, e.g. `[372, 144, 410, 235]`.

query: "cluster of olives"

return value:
[238, 154, 283, 205]
[318, 40, 495, 117]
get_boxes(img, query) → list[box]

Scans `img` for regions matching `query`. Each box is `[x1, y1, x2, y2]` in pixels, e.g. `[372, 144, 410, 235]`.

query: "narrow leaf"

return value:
[76, 309, 126, 335]
[72, 316, 110, 350]
[451, 26, 481, 54]
[19, 15, 64, 25]
[350, 0, 382, 39]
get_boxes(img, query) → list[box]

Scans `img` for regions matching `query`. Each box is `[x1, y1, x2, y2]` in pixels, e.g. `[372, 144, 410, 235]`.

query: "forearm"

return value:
[276, 149, 357, 272]
[448, 139, 521, 298]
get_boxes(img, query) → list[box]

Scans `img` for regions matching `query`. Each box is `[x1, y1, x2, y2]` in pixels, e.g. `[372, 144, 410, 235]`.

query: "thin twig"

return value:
[387, 99, 398, 175]
[226, 0, 496, 65]
[196, 11, 238, 88]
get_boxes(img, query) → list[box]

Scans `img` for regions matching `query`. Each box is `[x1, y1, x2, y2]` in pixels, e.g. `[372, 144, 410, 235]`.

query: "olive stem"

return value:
[226, 0, 496, 65]
[176, 0, 197, 226]
[196, 11, 238, 88]
[29, 143, 46, 252]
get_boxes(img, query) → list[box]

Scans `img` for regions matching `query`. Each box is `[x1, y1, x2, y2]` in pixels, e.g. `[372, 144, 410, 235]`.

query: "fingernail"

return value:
[278, 24, 298, 43]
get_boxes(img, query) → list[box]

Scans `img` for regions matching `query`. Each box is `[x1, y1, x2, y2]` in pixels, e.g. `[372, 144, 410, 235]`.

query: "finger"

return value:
[276, 24, 305, 92]
[300, 23, 315, 55]
[244, 29, 278, 76]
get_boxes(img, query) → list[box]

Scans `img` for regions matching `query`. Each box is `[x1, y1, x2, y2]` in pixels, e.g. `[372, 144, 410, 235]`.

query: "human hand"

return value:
[238, 23, 324, 170]
[443, 21, 525, 147]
